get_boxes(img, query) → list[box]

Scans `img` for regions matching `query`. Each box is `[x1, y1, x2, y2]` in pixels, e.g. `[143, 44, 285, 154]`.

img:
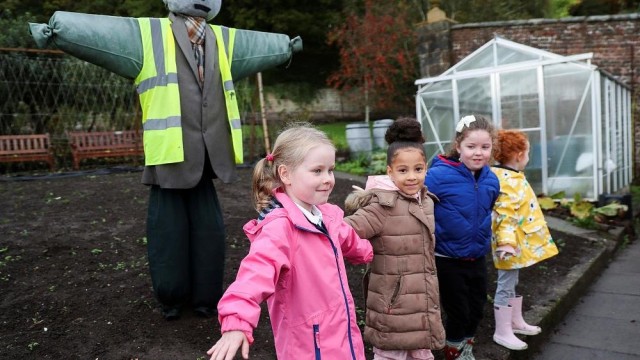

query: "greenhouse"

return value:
[416, 36, 633, 200]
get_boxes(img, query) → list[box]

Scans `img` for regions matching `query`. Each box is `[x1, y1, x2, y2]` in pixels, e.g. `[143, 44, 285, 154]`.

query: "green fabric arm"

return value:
[28, 11, 303, 81]
[29, 11, 143, 79]
[231, 29, 302, 80]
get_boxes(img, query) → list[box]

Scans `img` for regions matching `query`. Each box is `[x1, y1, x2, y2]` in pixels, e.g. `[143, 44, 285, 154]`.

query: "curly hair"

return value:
[494, 129, 529, 165]
[385, 117, 426, 166]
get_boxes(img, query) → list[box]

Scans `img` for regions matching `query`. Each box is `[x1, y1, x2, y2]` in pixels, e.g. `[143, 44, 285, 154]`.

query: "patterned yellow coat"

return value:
[491, 166, 559, 270]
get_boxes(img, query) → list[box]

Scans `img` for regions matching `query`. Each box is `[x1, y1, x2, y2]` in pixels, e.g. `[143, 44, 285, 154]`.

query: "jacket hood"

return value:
[344, 187, 375, 217]
[365, 175, 398, 191]
[345, 175, 436, 216]
[430, 154, 464, 172]
[244, 188, 340, 242]
[344, 175, 400, 216]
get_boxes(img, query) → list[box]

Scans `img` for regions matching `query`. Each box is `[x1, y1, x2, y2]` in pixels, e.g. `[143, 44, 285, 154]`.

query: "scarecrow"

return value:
[30, 0, 302, 320]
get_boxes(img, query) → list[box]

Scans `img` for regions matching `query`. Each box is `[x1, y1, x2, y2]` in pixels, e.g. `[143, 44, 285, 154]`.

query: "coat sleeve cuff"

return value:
[496, 244, 516, 254]
[220, 316, 255, 344]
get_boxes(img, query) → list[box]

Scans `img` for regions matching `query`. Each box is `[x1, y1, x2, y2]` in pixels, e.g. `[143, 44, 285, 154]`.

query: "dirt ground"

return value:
[0, 166, 614, 359]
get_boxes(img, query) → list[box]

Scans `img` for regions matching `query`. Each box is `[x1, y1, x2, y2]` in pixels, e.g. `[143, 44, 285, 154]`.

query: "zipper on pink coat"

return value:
[298, 223, 358, 360]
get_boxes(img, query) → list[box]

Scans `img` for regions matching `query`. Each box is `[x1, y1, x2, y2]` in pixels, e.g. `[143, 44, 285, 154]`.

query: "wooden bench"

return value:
[68, 130, 143, 170]
[0, 134, 55, 170]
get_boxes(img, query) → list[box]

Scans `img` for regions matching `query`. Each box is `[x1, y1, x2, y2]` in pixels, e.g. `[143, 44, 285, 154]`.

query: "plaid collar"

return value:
[257, 198, 283, 223]
[182, 15, 206, 45]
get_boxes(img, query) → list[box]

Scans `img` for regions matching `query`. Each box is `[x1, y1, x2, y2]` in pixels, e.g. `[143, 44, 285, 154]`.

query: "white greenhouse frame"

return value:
[415, 37, 632, 200]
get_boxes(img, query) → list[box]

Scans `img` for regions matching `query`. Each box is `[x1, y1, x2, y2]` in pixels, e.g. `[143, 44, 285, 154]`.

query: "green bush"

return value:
[335, 150, 387, 176]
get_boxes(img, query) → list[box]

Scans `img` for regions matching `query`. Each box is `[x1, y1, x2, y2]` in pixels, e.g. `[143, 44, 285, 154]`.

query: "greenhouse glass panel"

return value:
[614, 84, 624, 189]
[496, 45, 539, 66]
[543, 62, 594, 197]
[424, 141, 447, 164]
[601, 78, 631, 193]
[418, 80, 455, 162]
[456, 46, 495, 72]
[499, 69, 540, 129]
[523, 130, 543, 194]
[458, 76, 492, 116]
[600, 76, 610, 193]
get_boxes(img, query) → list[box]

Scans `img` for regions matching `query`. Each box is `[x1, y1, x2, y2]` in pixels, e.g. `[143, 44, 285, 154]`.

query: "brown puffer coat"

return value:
[344, 187, 445, 351]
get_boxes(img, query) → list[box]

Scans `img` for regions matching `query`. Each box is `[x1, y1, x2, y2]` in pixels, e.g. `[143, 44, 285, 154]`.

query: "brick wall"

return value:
[450, 15, 639, 86]
[417, 13, 640, 180]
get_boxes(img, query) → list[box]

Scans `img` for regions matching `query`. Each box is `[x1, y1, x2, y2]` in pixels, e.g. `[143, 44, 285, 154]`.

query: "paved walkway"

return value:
[533, 238, 640, 359]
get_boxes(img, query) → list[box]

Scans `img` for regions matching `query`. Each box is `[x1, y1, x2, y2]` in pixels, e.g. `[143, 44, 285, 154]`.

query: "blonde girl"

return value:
[207, 123, 373, 360]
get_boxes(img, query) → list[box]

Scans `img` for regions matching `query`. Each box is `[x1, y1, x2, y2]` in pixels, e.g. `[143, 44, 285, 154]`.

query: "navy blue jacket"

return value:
[424, 155, 499, 259]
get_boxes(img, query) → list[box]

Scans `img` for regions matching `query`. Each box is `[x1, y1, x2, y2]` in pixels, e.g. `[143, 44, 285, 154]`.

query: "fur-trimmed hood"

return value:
[344, 175, 438, 216]
[344, 186, 375, 216]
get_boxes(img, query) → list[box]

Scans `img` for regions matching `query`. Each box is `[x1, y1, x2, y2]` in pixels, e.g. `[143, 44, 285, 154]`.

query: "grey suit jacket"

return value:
[142, 13, 237, 188]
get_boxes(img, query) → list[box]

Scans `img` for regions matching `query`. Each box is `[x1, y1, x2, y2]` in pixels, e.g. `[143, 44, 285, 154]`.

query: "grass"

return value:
[631, 185, 640, 208]
[316, 122, 349, 151]
[244, 120, 387, 178]
[243, 121, 354, 153]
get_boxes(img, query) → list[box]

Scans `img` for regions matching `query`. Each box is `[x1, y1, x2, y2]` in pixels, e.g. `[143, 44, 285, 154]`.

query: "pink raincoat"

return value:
[217, 189, 373, 359]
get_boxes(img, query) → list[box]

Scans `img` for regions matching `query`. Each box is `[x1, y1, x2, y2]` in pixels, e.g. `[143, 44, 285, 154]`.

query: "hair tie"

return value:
[455, 115, 476, 133]
[265, 153, 274, 162]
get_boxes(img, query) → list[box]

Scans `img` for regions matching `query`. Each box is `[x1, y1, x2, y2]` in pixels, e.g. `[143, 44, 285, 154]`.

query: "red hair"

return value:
[494, 130, 528, 164]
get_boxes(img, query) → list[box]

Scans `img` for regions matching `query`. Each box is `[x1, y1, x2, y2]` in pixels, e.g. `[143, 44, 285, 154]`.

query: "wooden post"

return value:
[256, 72, 271, 154]
[364, 78, 370, 123]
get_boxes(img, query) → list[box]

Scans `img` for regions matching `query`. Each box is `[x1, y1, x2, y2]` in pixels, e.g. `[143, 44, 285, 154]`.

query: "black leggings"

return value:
[436, 256, 488, 342]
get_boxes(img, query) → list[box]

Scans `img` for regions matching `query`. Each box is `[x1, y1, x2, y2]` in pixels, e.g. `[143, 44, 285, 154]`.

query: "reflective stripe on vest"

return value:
[135, 18, 182, 166]
[211, 26, 243, 165]
[135, 18, 243, 166]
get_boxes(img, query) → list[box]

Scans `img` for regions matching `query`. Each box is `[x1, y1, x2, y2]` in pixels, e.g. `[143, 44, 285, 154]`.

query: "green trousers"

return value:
[146, 175, 226, 310]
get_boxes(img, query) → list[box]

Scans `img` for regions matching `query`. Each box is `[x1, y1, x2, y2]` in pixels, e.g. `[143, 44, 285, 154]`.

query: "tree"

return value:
[327, 0, 419, 121]
[547, 0, 580, 18]
[441, 0, 548, 23]
[120, 0, 167, 18]
[1, 0, 129, 22]
[0, 0, 48, 21]
[41, 0, 127, 17]
[0, 11, 41, 48]
[216, 0, 343, 87]
[568, 0, 640, 15]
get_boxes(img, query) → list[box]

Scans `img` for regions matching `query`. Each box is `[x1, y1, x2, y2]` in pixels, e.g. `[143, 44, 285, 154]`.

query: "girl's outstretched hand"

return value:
[495, 244, 516, 260]
[207, 330, 250, 360]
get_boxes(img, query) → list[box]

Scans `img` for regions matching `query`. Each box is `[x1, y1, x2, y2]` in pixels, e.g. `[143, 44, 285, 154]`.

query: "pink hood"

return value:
[365, 175, 398, 191]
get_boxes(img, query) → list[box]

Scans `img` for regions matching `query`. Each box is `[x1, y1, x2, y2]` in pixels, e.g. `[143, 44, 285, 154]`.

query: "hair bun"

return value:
[385, 117, 425, 145]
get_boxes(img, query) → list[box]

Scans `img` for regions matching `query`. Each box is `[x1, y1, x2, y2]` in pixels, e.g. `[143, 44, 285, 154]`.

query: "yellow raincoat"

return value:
[491, 166, 559, 270]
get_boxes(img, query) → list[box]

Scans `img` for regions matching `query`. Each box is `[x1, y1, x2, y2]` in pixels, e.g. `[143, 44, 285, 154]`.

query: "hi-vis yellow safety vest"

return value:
[135, 18, 243, 166]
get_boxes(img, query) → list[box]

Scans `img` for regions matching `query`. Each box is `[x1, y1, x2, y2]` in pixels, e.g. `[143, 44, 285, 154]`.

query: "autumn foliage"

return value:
[327, 1, 419, 114]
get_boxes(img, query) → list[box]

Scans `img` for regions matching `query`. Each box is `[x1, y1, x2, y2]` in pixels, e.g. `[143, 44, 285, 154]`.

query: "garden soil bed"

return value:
[0, 167, 614, 359]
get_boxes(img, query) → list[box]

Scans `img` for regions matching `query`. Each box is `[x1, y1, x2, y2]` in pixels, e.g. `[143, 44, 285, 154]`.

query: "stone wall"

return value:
[260, 88, 362, 122]
[417, 13, 640, 180]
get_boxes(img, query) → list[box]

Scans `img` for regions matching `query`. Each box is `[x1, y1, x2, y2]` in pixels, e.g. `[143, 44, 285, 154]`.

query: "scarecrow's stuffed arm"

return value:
[29, 11, 302, 80]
